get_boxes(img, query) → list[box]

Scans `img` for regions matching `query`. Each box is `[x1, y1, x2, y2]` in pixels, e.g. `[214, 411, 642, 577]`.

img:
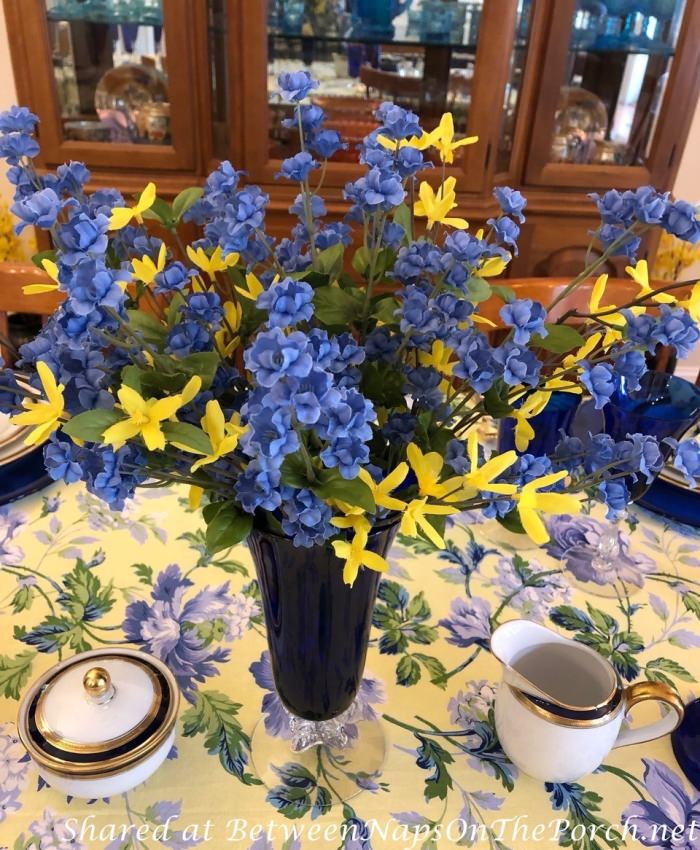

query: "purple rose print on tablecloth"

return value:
[0, 506, 26, 566]
[487, 556, 570, 621]
[622, 759, 700, 849]
[545, 514, 655, 588]
[438, 597, 492, 648]
[123, 564, 244, 702]
[0, 722, 30, 823]
[249, 650, 385, 741]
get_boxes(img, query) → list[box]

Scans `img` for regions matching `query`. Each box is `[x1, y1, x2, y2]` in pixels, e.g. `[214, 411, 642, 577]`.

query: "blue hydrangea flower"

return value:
[282, 103, 325, 133]
[365, 326, 400, 362]
[663, 200, 700, 244]
[317, 388, 375, 442]
[321, 434, 370, 479]
[344, 167, 405, 213]
[236, 458, 283, 513]
[316, 221, 353, 250]
[310, 129, 346, 159]
[396, 146, 428, 178]
[0, 131, 39, 165]
[499, 298, 547, 345]
[614, 348, 647, 390]
[290, 192, 326, 220]
[56, 160, 91, 194]
[672, 438, 700, 487]
[494, 341, 541, 387]
[382, 412, 417, 444]
[44, 434, 83, 484]
[247, 405, 299, 462]
[154, 261, 194, 294]
[596, 223, 641, 259]
[494, 187, 527, 223]
[444, 231, 491, 266]
[589, 189, 634, 227]
[256, 277, 314, 328]
[0, 105, 38, 134]
[374, 102, 422, 140]
[403, 365, 444, 409]
[166, 321, 213, 357]
[657, 305, 700, 357]
[629, 186, 668, 225]
[580, 361, 615, 408]
[58, 211, 109, 265]
[381, 221, 405, 249]
[64, 260, 127, 317]
[393, 240, 442, 284]
[487, 216, 520, 253]
[281, 488, 334, 547]
[598, 478, 630, 519]
[266, 368, 333, 425]
[276, 151, 320, 182]
[245, 328, 314, 387]
[277, 70, 319, 102]
[453, 330, 499, 393]
[182, 291, 224, 328]
[11, 187, 64, 233]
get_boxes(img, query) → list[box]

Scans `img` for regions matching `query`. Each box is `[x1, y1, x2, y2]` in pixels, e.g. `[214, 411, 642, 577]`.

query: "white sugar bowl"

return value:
[17, 648, 179, 798]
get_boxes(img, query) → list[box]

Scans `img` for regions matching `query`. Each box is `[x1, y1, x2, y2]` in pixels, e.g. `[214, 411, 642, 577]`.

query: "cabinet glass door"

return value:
[266, 0, 485, 173]
[45, 0, 170, 145]
[14, 0, 195, 170]
[525, 0, 695, 187]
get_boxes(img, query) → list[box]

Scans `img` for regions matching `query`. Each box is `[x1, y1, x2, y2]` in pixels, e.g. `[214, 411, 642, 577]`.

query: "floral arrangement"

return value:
[1, 72, 700, 586]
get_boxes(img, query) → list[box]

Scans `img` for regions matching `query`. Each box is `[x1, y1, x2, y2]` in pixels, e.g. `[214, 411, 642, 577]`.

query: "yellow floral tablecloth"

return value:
[2, 481, 700, 850]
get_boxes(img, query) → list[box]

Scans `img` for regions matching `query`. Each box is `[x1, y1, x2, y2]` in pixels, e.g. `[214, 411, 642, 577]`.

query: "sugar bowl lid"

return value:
[18, 648, 179, 778]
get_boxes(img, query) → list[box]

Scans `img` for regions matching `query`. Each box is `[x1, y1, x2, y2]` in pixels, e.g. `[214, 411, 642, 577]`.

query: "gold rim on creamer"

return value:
[508, 683, 625, 728]
[17, 649, 180, 778]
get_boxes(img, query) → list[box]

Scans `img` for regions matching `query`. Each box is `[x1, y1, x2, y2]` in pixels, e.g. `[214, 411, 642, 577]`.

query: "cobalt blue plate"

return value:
[0, 444, 51, 506]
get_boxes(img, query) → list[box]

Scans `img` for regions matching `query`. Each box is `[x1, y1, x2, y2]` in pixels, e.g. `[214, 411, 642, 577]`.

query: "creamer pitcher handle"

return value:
[613, 682, 685, 748]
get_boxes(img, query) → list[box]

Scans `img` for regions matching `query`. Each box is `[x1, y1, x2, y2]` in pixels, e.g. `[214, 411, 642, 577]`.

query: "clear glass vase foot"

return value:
[250, 704, 386, 803]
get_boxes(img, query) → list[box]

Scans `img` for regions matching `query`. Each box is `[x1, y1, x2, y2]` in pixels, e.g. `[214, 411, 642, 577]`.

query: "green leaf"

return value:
[313, 286, 362, 326]
[312, 469, 375, 513]
[491, 284, 516, 304]
[280, 453, 311, 489]
[414, 653, 448, 685]
[416, 734, 454, 801]
[162, 422, 211, 455]
[315, 242, 345, 281]
[166, 290, 187, 325]
[0, 651, 35, 699]
[205, 503, 252, 554]
[646, 657, 695, 683]
[132, 563, 153, 586]
[482, 380, 513, 418]
[372, 296, 399, 325]
[59, 560, 114, 621]
[531, 323, 585, 353]
[397, 655, 421, 686]
[11, 585, 33, 613]
[126, 309, 167, 345]
[360, 361, 406, 408]
[352, 246, 370, 276]
[141, 197, 174, 227]
[31, 249, 57, 270]
[151, 351, 220, 390]
[172, 186, 204, 222]
[181, 689, 260, 785]
[62, 409, 124, 443]
[393, 202, 412, 242]
[466, 277, 492, 303]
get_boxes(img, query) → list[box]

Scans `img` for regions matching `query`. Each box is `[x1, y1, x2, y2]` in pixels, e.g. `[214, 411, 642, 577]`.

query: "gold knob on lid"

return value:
[83, 667, 114, 704]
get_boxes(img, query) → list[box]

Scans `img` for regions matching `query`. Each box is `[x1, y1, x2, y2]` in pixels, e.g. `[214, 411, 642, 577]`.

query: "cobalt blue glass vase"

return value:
[498, 391, 581, 456]
[247, 518, 398, 795]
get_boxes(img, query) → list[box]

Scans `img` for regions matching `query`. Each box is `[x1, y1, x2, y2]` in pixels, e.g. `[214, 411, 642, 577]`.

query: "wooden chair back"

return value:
[359, 66, 423, 103]
[0, 262, 62, 363]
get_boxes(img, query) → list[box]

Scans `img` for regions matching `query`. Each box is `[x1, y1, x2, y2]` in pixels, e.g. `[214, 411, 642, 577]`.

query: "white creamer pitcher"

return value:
[491, 620, 684, 783]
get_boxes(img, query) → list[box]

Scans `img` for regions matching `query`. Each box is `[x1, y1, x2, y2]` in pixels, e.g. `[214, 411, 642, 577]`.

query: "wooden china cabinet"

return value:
[3, 0, 700, 276]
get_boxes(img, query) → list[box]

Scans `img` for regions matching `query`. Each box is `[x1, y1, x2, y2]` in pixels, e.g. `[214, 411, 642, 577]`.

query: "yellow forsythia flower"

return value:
[12, 361, 65, 446]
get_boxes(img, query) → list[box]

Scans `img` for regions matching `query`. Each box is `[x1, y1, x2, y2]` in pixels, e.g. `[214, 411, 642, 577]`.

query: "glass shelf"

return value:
[569, 43, 675, 57]
[46, 1, 162, 27]
[269, 27, 479, 50]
